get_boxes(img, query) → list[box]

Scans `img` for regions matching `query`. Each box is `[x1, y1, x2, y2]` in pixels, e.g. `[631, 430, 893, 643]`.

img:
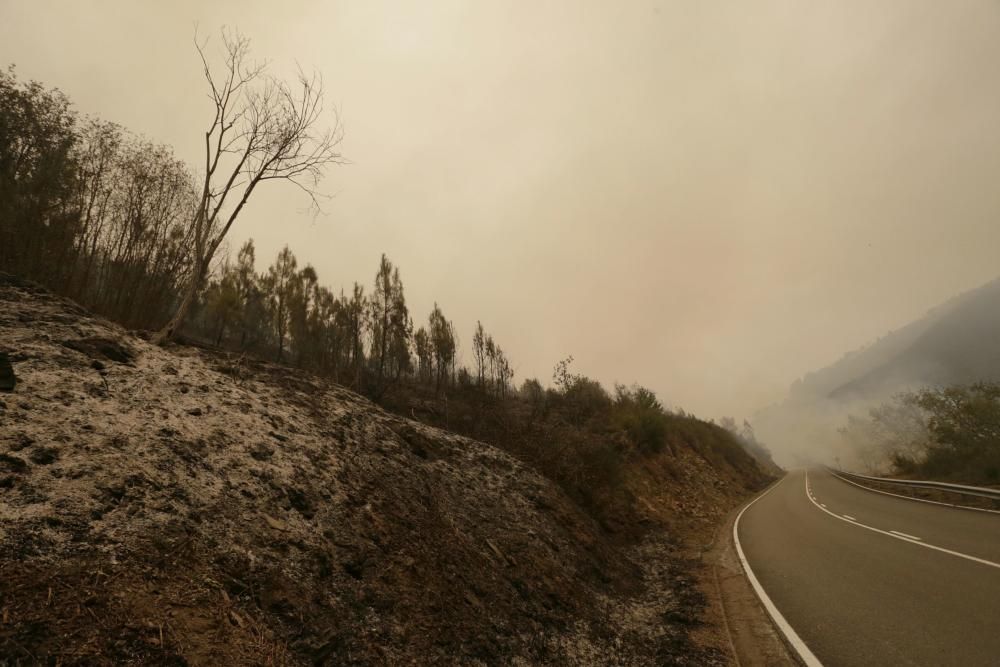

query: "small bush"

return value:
[563, 377, 612, 421]
[613, 384, 668, 454]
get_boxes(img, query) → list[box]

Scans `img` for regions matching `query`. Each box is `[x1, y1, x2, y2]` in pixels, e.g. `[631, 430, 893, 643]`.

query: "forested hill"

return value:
[754, 276, 1000, 465]
[827, 277, 1000, 400]
[792, 277, 1000, 403]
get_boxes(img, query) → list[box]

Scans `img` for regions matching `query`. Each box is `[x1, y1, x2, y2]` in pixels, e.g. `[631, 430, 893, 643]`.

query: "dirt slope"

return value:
[0, 275, 764, 665]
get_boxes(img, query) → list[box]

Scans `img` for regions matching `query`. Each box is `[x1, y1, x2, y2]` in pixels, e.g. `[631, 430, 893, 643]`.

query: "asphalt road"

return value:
[736, 468, 1000, 666]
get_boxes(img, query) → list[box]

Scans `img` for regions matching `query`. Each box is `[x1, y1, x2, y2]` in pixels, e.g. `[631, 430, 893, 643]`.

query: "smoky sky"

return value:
[4, 0, 1000, 421]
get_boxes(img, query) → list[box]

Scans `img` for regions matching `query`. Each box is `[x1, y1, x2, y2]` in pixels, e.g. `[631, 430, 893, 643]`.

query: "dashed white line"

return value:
[734, 476, 824, 667]
[842, 515, 856, 521]
[889, 530, 921, 541]
[806, 471, 1000, 571]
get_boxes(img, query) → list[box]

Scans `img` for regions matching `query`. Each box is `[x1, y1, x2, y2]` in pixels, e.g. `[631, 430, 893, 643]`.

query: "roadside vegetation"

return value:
[0, 48, 786, 665]
[1, 275, 779, 664]
[0, 65, 775, 531]
[840, 382, 1000, 486]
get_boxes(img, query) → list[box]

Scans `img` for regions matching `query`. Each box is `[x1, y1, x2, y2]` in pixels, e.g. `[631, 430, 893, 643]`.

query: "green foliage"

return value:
[0, 66, 79, 281]
[666, 413, 762, 473]
[384, 365, 771, 531]
[838, 395, 930, 473]
[552, 356, 577, 392]
[428, 303, 456, 392]
[520, 378, 546, 415]
[369, 254, 412, 397]
[262, 246, 299, 361]
[912, 383, 1000, 483]
[413, 327, 432, 384]
[472, 321, 514, 397]
[613, 384, 668, 454]
[203, 268, 240, 345]
[719, 417, 777, 469]
[843, 383, 1000, 484]
[549, 357, 611, 422]
[0, 67, 198, 326]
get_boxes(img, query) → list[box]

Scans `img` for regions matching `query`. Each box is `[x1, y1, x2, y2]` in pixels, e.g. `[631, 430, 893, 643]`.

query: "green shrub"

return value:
[613, 384, 668, 454]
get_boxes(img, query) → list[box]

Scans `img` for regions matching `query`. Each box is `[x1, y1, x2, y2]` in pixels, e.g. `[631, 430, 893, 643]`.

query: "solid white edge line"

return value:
[806, 471, 1000, 570]
[889, 530, 921, 541]
[828, 469, 1000, 515]
[734, 475, 824, 667]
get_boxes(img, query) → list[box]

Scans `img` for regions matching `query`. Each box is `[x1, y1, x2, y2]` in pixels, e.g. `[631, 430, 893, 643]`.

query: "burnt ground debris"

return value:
[0, 275, 770, 665]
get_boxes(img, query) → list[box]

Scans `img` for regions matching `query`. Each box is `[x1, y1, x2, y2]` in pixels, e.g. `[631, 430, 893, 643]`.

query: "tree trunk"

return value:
[152, 267, 201, 345]
[215, 315, 227, 346]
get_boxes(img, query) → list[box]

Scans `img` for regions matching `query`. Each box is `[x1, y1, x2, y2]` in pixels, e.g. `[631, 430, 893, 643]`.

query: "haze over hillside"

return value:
[4, 0, 1000, 420]
[7, 1, 1000, 664]
[754, 276, 1000, 466]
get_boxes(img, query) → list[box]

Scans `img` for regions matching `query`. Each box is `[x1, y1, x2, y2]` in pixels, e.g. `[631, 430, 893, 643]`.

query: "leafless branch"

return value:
[153, 26, 344, 344]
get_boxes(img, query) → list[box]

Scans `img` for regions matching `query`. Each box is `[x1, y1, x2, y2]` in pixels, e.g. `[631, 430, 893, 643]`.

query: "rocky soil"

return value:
[0, 274, 768, 665]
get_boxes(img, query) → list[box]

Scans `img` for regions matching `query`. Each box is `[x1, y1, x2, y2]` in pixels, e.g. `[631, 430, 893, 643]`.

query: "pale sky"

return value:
[3, 0, 1000, 421]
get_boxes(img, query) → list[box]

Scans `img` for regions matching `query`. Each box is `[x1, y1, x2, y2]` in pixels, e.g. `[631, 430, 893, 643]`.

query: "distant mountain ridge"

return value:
[754, 275, 1000, 466]
[795, 276, 1000, 402]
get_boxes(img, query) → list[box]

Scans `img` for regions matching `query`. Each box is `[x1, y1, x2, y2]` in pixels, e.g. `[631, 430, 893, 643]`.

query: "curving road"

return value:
[736, 468, 1000, 666]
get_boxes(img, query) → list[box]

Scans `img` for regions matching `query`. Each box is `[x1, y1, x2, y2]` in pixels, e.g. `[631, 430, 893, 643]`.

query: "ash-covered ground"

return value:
[0, 275, 765, 665]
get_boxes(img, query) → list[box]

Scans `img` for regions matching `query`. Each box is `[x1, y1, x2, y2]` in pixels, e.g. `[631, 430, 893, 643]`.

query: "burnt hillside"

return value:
[0, 275, 770, 665]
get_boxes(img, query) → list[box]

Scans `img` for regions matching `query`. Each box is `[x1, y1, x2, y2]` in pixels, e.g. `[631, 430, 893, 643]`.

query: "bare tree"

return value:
[153, 28, 343, 344]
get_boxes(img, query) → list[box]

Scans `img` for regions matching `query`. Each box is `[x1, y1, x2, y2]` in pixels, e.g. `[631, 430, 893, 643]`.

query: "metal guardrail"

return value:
[826, 466, 1000, 501]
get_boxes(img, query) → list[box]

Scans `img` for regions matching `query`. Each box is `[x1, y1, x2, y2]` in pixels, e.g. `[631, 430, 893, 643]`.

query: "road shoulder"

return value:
[696, 488, 799, 666]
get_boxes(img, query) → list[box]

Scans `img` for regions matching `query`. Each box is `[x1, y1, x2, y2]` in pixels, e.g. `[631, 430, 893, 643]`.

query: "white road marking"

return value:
[842, 515, 856, 521]
[734, 476, 824, 667]
[806, 471, 1000, 571]
[820, 503, 827, 508]
[828, 469, 1000, 515]
[889, 530, 921, 541]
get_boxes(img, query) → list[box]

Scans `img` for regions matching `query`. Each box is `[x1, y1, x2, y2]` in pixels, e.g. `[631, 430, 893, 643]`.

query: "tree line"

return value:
[0, 64, 517, 398]
[1, 59, 772, 528]
[839, 383, 1000, 485]
[193, 242, 516, 399]
[1, 66, 198, 328]
[5, 23, 346, 342]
